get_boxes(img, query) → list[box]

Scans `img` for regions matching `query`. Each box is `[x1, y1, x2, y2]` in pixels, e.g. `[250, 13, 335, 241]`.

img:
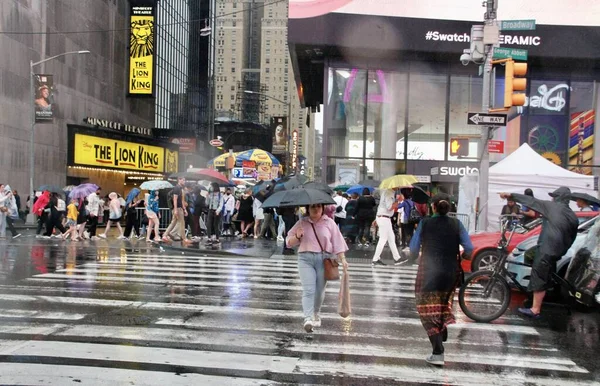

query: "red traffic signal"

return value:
[450, 138, 469, 157]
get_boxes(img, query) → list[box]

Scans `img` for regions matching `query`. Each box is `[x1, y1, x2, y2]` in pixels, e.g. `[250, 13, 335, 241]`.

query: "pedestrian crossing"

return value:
[0, 251, 597, 385]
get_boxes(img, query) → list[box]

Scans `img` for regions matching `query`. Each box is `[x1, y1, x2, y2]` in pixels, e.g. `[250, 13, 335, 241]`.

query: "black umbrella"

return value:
[262, 188, 336, 209]
[569, 192, 600, 208]
[37, 185, 64, 194]
[274, 175, 309, 192]
[301, 182, 334, 195]
[411, 186, 431, 204]
[358, 179, 380, 188]
[253, 179, 277, 203]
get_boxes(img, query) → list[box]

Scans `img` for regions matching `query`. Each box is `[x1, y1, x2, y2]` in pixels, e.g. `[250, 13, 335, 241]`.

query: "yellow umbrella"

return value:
[236, 149, 280, 166]
[208, 152, 238, 168]
[379, 174, 418, 189]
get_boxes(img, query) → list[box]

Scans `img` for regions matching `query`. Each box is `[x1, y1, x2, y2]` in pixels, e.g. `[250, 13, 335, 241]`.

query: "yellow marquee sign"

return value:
[74, 134, 175, 173]
[128, 5, 155, 95]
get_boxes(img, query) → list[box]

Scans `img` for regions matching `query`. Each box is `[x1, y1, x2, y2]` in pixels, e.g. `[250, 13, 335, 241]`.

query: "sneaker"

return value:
[137, 235, 145, 240]
[212, 240, 221, 246]
[364, 242, 371, 247]
[35, 235, 42, 239]
[425, 354, 444, 366]
[312, 315, 321, 328]
[394, 257, 409, 266]
[41, 235, 51, 239]
[205, 239, 214, 245]
[90, 236, 100, 241]
[84, 231, 90, 239]
[98, 234, 107, 239]
[277, 235, 284, 242]
[357, 242, 363, 247]
[371, 259, 386, 266]
[117, 235, 128, 240]
[12, 234, 22, 239]
[303, 319, 313, 333]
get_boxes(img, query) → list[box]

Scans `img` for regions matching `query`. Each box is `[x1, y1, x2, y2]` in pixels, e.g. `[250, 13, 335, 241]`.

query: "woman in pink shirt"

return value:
[287, 203, 349, 333]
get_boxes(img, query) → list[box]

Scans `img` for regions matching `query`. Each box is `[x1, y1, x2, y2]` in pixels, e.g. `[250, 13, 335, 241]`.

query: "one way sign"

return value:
[467, 112, 507, 126]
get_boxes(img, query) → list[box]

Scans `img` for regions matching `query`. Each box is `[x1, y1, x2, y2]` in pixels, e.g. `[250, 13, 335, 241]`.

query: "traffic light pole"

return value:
[476, 0, 498, 232]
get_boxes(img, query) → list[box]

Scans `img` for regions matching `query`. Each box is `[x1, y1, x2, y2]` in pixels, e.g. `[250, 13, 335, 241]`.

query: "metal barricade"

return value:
[449, 212, 470, 231]
[135, 207, 173, 231]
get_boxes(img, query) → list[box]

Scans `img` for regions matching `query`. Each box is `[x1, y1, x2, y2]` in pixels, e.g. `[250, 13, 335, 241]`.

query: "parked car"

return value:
[506, 215, 598, 289]
[463, 211, 598, 272]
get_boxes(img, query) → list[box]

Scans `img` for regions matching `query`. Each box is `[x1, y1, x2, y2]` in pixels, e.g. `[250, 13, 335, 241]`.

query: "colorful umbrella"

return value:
[69, 183, 99, 199]
[140, 180, 173, 190]
[346, 185, 374, 195]
[193, 168, 230, 185]
[236, 149, 280, 166]
[379, 175, 418, 190]
[207, 152, 238, 168]
[262, 188, 336, 209]
[63, 185, 76, 192]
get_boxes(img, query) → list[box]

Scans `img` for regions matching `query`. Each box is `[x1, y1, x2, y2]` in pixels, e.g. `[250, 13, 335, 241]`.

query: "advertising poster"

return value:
[271, 116, 288, 154]
[569, 110, 595, 175]
[522, 115, 568, 166]
[128, 4, 155, 95]
[256, 164, 271, 181]
[170, 138, 196, 153]
[335, 159, 360, 185]
[34, 74, 54, 122]
[271, 165, 280, 179]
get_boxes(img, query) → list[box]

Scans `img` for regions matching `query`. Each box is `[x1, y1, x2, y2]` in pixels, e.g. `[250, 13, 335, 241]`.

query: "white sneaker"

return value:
[277, 235, 284, 242]
[90, 236, 100, 241]
[425, 354, 444, 366]
[12, 234, 22, 239]
[312, 315, 321, 328]
[303, 319, 313, 333]
[98, 234, 107, 239]
[84, 231, 90, 239]
[117, 235, 127, 240]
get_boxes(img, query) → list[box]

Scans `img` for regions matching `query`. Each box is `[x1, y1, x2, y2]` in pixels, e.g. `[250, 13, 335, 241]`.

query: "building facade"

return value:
[0, 0, 155, 197]
[289, 1, 600, 193]
[211, 0, 308, 174]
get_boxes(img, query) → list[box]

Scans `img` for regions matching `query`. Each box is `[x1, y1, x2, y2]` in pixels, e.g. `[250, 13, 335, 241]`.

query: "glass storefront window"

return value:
[407, 72, 447, 160]
[448, 75, 481, 161]
[325, 68, 368, 159]
[365, 70, 408, 177]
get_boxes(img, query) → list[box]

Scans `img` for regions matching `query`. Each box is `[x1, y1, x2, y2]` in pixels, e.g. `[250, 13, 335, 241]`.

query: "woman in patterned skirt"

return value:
[409, 193, 473, 366]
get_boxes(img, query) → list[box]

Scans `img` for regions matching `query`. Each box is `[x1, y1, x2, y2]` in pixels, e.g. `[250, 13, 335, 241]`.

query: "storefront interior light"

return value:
[68, 166, 164, 178]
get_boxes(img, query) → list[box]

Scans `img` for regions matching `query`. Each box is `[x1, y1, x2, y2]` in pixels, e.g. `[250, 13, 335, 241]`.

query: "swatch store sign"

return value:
[431, 165, 479, 182]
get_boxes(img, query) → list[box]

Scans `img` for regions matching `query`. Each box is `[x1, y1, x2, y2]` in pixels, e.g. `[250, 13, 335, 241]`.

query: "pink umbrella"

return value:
[193, 168, 230, 185]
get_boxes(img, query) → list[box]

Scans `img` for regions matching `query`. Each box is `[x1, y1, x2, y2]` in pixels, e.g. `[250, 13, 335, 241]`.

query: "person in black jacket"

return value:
[124, 195, 143, 240]
[353, 188, 377, 246]
[44, 193, 66, 237]
[500, 186, 579, 319]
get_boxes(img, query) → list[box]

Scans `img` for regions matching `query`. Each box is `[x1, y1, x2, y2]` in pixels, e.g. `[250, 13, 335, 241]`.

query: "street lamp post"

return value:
[28, 50, 90, 223]
[243, 90, 292, 172]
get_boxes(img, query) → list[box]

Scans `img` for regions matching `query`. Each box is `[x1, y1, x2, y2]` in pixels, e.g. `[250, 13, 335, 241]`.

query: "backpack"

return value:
[408, 200, 422, 223]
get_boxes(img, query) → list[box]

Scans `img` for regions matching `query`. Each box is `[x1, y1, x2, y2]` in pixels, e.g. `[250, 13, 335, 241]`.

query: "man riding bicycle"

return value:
[499, 187, 578, 319]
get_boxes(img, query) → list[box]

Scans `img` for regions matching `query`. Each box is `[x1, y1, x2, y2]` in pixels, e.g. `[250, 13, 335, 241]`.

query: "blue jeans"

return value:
[298, 252, 327, 321]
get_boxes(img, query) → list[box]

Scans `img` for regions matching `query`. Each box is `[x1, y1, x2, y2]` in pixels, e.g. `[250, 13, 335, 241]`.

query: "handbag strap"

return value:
[309, 222, 326, 253]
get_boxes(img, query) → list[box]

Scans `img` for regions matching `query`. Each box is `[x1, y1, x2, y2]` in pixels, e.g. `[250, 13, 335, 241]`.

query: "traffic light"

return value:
[503, 59, 527, 108]
[450, 137, 469, 157]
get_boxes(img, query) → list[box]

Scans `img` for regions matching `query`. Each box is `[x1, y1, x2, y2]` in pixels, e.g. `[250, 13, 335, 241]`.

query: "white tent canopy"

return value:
[487, 143, 597, 231]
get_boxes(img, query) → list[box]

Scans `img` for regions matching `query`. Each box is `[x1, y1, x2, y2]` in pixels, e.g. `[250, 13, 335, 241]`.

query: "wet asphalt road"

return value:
[0, 231, 598, 385]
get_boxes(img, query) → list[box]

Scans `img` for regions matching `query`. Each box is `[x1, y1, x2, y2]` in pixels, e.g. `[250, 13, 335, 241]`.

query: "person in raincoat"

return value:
[499, 186, 579, 319]
[33, 191, 50, 236]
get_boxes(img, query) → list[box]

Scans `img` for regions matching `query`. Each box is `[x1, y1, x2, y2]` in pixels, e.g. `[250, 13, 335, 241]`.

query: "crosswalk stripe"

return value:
[0, 250, 593, 384]
[0, 363, 279, 386]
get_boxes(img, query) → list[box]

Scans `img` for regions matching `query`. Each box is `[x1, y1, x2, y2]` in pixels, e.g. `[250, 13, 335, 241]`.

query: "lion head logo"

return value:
[130, 19, 154, 58]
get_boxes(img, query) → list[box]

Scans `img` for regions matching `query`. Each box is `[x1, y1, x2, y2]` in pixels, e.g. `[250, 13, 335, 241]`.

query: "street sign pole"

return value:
[477, 0, 498, 232]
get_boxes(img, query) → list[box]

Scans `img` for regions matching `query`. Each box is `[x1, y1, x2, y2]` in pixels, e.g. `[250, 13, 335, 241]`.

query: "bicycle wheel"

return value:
[459, 270, 511, 323]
